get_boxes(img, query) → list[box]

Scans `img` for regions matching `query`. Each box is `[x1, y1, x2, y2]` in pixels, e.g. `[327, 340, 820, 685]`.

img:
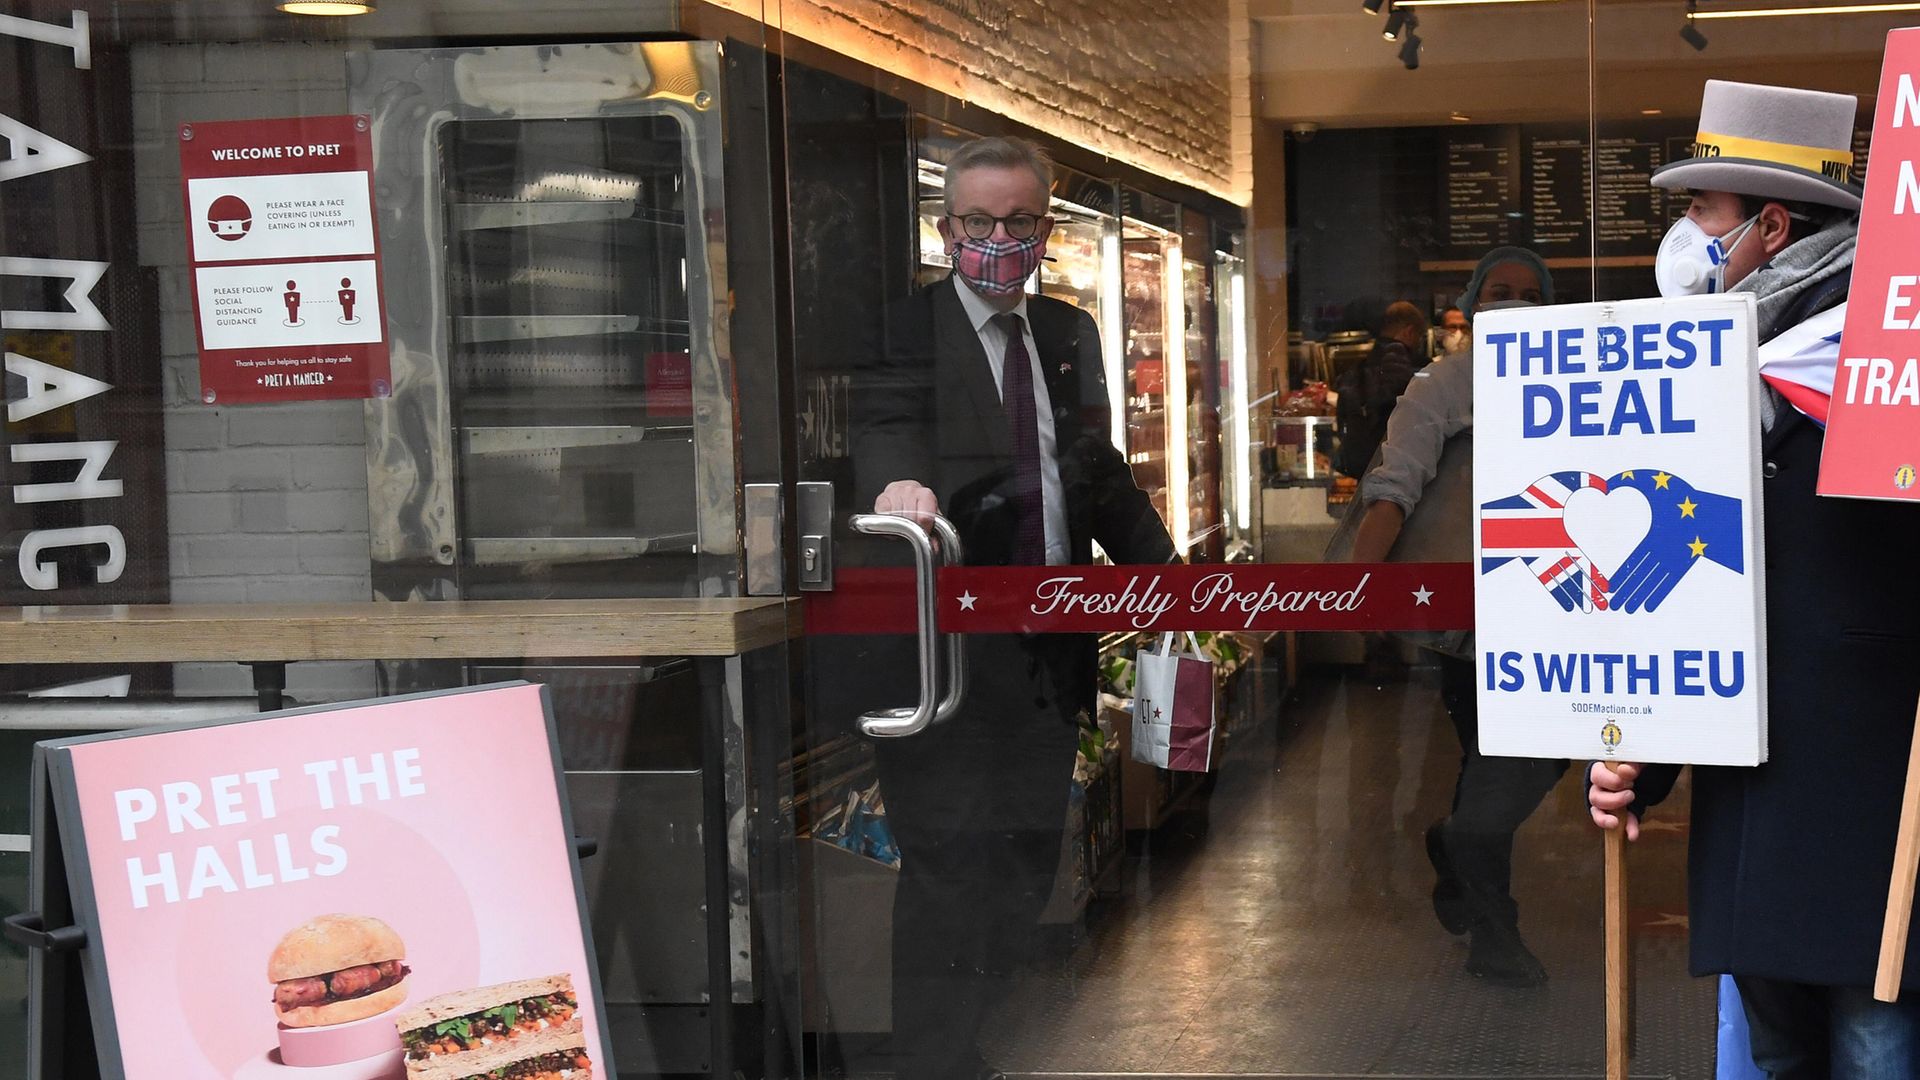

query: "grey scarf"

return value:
[1731, 217, 1857, 429]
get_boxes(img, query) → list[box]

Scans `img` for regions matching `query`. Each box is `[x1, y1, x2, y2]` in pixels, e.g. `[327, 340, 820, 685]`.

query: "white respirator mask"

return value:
[1655, 214, 1756, 298]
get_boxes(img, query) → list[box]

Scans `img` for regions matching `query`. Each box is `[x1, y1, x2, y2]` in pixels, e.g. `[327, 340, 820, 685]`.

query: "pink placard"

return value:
[54, 684, 610, 1080]
[1819, 28, 1920, 501]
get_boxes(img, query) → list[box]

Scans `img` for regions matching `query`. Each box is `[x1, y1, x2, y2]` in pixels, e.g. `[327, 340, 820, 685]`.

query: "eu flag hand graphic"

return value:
[1604, 470, 1744, 614]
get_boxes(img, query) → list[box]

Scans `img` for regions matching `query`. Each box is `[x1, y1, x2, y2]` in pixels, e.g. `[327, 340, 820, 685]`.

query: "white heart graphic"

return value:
[1561, 485, 1653, 582]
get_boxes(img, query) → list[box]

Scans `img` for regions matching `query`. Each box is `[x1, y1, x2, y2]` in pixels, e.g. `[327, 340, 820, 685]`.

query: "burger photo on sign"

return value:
[266, 914, 413, 1072]
[272, 914, 412, 1026]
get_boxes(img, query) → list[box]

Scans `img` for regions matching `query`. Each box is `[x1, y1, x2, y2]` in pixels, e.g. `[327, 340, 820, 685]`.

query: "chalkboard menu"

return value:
[1661, 134, 1696, 222]
[1441, 128, 1520, 253]
[1526, 131, 1589, 257]
[1429, 119, 1708, 262]
[1595, 135, 1668, 254]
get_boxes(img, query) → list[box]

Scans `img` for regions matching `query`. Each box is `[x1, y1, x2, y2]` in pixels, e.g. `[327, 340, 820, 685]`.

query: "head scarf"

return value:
[1458, 246, 1554, 321]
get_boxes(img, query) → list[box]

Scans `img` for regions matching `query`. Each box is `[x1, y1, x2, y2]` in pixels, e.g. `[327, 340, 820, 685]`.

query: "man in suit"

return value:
[852, 136, 1174, 1080]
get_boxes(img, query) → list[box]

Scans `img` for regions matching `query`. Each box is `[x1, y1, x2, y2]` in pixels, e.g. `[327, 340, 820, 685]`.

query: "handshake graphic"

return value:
[1479, 469, 1744, 614]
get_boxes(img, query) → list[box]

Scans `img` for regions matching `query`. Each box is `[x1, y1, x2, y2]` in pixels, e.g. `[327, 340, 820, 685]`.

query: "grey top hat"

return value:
[1651, 80, 1862, 210]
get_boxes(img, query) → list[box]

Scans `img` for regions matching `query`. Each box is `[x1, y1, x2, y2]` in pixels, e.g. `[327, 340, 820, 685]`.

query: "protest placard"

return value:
[1472, 295, 1766, 766]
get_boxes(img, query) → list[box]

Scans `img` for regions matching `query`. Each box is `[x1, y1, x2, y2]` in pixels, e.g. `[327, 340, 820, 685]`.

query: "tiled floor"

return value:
[964, 663, 1715, 1079]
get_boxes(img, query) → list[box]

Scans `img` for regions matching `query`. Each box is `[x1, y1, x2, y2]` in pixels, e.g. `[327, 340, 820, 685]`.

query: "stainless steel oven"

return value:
[353, 41, 737, 606]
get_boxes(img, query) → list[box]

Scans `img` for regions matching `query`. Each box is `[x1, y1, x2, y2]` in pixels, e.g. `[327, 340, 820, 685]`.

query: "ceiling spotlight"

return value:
[1400, 29, 1423, 68]
[1384, 7, 1410, 38]
[277, 0, 375, 12]
[1681, 2, 1709, 49]
[1363, 0, 1387, 13]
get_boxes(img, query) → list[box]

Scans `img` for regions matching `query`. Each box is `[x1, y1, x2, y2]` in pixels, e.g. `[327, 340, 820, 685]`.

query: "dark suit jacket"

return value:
[1625, 279, 1920, 988]
[1630, 407, 1920, 989]
[851, 278, 1175, 727]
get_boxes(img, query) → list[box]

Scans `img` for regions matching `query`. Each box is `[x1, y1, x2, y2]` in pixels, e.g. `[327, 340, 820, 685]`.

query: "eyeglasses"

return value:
[947, 212, 1047, 241]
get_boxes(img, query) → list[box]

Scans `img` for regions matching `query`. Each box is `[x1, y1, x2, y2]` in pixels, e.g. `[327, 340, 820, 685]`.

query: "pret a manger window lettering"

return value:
[1, 9, 132, 593]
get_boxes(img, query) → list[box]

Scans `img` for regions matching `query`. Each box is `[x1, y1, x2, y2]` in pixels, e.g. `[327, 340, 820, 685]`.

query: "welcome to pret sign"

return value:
[178, 115, 391, 404]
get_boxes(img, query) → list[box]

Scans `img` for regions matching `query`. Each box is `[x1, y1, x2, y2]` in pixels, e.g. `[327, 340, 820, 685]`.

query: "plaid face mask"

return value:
[951, 235, 1043, 297]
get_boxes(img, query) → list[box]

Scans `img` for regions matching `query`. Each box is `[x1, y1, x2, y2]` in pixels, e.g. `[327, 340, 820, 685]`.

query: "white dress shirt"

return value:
[951, 277, 1069, 565]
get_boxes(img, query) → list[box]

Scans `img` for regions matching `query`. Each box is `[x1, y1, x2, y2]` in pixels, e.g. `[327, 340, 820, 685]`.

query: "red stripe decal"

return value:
[804, 563, 1476, 634]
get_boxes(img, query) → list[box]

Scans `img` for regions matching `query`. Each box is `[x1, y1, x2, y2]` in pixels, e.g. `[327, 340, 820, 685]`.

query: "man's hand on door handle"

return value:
[875, 480, 939, 528]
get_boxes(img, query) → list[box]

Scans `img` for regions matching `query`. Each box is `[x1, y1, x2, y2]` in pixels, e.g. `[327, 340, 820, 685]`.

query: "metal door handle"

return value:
[926, 516, 967, 725]
[850, 512, 940, 737]
[848, 512, 966, 737]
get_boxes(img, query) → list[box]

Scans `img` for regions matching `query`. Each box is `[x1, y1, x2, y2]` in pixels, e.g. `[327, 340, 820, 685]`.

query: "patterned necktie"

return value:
[996, 313, 1047, 565]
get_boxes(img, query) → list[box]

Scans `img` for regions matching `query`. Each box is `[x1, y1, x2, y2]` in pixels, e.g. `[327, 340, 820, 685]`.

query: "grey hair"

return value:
[943, 136, 1056, 211]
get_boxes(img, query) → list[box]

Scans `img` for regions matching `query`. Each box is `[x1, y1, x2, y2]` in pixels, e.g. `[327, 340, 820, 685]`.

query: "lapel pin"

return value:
[1059, 362, 1072, 375]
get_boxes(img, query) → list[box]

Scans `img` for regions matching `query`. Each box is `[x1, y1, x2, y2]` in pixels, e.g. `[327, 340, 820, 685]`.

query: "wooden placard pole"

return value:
[1604, 778, 1633, 1080]
[1874, 695, 1920, 1002]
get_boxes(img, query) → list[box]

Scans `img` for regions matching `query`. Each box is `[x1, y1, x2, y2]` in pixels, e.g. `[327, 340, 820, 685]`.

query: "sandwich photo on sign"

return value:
[395, 975, 589, 1079]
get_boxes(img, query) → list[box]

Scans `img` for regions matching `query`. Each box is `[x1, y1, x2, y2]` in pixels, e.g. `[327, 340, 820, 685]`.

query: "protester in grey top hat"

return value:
[1587, 80, 1920, 1076]
[1343, 247, 1561, 988]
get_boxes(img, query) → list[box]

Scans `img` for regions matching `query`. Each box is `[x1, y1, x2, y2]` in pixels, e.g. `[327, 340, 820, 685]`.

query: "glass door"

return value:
[764, 2, 1733, 1077]
[776, 63, 1299, 1080]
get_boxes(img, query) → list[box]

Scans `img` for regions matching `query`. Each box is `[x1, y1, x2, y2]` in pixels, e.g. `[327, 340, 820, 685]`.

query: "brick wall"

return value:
[133, 41, 377, 701]
[743, 0, 1237, 200]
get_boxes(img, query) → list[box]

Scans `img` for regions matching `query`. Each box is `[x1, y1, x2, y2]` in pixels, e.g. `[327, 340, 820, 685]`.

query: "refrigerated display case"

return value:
[1213, 239, 1259, 560]
[1119, 190, 1185, 551]
[1180, 208, 1223, 562]
[1046, 171, 1128, 455]
[915, 157, 950, 288]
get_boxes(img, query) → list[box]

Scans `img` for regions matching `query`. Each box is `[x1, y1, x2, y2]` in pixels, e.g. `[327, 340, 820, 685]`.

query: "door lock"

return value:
[798, 481, 834, 590]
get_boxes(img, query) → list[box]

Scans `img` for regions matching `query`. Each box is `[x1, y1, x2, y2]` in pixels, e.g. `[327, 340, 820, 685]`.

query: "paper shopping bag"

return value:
[1133, 633, 1218, 773]
[1130, 673, 1169, 770]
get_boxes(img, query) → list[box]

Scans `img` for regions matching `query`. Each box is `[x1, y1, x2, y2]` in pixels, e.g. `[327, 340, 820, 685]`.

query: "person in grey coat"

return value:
[1348, 246, 1561, 987]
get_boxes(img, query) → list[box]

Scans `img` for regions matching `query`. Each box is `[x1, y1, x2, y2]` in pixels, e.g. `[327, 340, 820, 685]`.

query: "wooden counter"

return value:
[0, 598, 801, 664]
